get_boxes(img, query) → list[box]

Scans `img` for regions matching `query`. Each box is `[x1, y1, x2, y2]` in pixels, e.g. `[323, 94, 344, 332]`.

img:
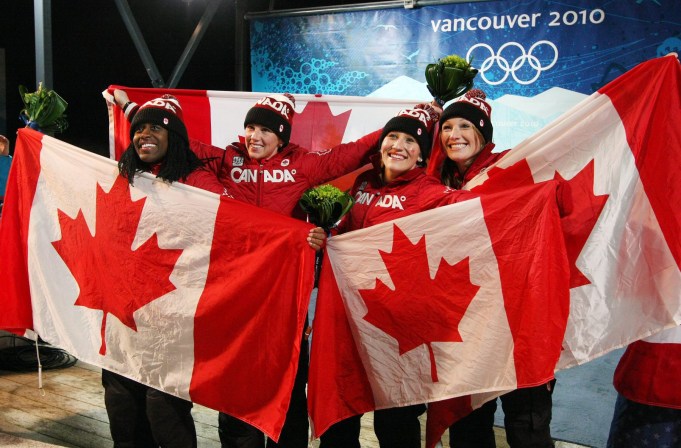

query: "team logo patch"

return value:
[233, 156, 244, 167]
[163, 118, 169, 125]
[480, 119, 485, 127]
[279, 124, 284, 132]
[281, 159, 290, 167]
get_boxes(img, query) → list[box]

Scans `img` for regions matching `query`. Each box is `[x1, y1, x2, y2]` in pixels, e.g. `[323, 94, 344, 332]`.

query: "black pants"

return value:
[102, 369, 196, 448]
[449, 381, 555, 448]
[320, 404, 426, 448]
[218, 338, 309, 448]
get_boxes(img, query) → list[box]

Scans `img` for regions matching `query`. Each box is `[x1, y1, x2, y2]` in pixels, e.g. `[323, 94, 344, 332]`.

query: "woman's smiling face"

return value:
[244, 123, 282, 160]
[133, 123, 169, 164]
[440, 117, 484, 171]
[380, 131, 421, 182]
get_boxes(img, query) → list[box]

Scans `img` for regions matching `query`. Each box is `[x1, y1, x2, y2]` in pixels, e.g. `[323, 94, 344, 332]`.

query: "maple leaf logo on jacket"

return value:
[359, 224, 480, 382]
[51, 176, 183, 355]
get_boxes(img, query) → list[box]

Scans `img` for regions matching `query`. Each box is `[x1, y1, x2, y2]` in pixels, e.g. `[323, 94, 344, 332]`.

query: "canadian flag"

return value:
[465, 54, 681, 368]
[104, 86, 418, 190]
[309, 54, 681, 447]
[0, 128, 316, 441]
[309, 181, 570, 436]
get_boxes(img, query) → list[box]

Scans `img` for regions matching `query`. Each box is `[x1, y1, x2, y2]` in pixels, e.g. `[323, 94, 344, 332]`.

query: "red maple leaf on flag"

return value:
[290, 101, 351, 152]
[481, 159, 608, 289]
[291, 100, 370, 190]
[473, 158, 535, 194]
[359, 224, 480, 382]
[553, 160, 609, 288]
[51, 176, 183, 355]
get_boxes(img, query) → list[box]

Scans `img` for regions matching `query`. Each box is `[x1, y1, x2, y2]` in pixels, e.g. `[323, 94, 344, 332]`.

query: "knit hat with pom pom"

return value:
[130, 94, 188, 144]
[244, 93, 296, 146]
[440, 89, 493, 143]
[379, 106, 436, 166]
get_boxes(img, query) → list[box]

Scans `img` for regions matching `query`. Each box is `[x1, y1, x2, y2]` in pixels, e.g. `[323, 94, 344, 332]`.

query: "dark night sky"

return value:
[1, 0, 378, 156]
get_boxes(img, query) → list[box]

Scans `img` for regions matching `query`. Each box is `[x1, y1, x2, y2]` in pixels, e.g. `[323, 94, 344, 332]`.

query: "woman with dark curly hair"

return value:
[105, 94, 226, 448]
[118, 94, 226, 194]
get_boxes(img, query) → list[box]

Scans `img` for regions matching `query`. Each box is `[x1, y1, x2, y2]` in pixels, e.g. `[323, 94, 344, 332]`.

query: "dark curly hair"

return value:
[118, 130, 205, 186]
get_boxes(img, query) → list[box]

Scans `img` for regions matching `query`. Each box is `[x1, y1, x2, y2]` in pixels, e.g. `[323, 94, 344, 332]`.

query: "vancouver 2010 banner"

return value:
[250, 0, 681, 148]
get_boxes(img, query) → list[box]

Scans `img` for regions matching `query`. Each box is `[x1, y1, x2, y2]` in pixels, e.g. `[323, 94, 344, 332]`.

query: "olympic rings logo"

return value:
[466, 41, 559, 86]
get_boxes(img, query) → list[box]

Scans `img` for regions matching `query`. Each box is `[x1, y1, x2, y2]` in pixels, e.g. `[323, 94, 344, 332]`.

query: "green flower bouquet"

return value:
[299, 184, 354, 232]
[19, 82, 69, 135]
[425, 54, 478, 106]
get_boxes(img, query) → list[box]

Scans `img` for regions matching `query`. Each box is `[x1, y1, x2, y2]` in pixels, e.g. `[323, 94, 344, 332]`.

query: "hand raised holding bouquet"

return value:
[19, 82, 69, 135]
[425, 54, 478, 106]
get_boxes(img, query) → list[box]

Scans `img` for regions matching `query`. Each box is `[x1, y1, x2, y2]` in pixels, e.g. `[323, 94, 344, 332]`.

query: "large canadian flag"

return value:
[0, 128, 316, 441]
[104, 87, 418, 190]
[466, 54, 681, 368]
[309, 181, 570, 436]
[309, 54, 681, 447]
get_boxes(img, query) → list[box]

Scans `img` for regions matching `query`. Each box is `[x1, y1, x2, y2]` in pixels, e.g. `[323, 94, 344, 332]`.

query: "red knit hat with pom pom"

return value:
[379, 106, 436, 166]
[439, 89, 493, 143]
[131, 94, 188, 144]
[244, 93, 296, 146]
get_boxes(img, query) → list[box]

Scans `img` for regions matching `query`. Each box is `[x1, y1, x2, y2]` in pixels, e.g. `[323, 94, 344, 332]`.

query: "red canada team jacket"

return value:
[220, 130, 382, 219]
[339, 156, 475, 232]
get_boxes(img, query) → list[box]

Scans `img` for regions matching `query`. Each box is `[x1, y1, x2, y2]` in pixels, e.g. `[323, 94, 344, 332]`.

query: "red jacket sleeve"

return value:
[299, 129, 383, 186]
[418, 178, 478, 210]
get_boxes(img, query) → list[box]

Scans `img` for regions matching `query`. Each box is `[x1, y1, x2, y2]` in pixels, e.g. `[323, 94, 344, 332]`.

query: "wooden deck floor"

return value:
[0, 362, 586, 448]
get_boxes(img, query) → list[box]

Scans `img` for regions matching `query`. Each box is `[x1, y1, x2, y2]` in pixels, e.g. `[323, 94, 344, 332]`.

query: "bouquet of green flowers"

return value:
[299, 184, 354, 232]
[425, 54, 478, 106]
[19, 82, 69, 135]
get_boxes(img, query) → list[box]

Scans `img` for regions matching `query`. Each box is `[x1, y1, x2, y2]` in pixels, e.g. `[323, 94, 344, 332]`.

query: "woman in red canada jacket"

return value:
[220, 93, 383, 220]
[116, 94, 227, 196]
[114, 89, 386, 448]
[216, 93, 380, 447]
[320, 106, 472, 448]
[107, 94, 223, 448]
[437, 89, 555, 448]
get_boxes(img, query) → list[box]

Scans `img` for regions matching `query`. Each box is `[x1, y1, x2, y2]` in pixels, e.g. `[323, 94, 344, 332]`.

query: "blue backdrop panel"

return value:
[250, 0, 681, 99]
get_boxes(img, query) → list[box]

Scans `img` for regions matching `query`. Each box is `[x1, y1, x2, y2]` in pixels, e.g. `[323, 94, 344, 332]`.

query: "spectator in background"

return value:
[0, 134, 12, 217]
[607, 326, 681, 447]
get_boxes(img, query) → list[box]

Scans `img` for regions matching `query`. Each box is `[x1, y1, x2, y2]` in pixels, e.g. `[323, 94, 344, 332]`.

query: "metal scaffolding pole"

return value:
[114, 0, 166, 87]
[168, 0, 223, 88]
[244, 0, 491, 20]
[235, 0, 248, 91]
[34, 0, 53, 88]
